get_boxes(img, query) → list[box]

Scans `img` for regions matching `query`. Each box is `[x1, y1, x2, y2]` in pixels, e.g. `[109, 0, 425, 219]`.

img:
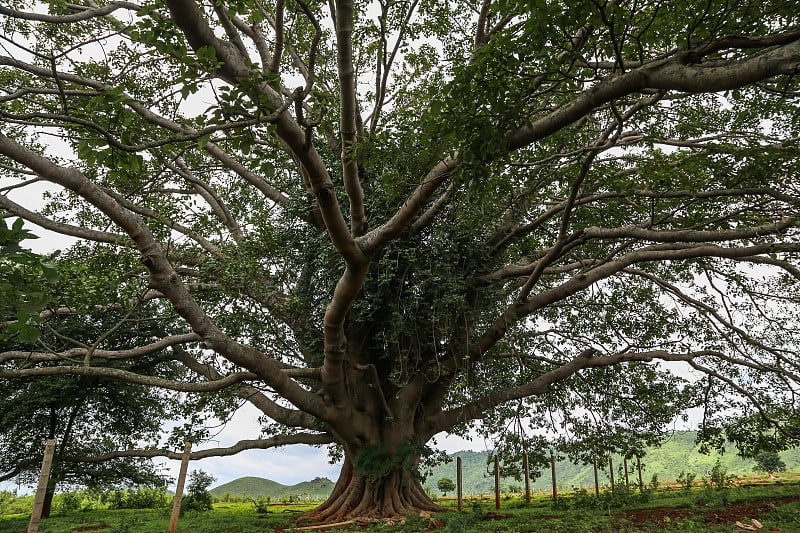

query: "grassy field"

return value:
[3, 475, 800, 532]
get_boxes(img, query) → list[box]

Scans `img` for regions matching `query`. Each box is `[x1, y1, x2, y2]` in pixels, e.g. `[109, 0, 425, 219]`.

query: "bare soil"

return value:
[613, 496, 800, 530]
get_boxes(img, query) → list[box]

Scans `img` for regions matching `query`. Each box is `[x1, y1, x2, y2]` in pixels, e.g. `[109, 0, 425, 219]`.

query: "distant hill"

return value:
[210, 476, 334, 500]
[422, 431, 800, 495]
[209, 431, 800, 498]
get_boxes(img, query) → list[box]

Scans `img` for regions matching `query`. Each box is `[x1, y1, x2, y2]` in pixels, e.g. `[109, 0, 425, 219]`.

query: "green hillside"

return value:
[423, 431, 800, 495]
[210, 476, 334, 500]
[209, 432, 800, 498]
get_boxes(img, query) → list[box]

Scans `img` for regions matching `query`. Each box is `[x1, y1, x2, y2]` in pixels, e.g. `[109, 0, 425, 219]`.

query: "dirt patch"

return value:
[616, 496, 800, 530]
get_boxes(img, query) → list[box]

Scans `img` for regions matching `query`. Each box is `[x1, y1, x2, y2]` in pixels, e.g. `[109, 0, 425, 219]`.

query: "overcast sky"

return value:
[166, 403, 484, 490]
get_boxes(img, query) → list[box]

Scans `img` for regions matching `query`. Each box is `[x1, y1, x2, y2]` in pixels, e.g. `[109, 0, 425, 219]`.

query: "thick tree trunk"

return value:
[299, 456, 443, 524]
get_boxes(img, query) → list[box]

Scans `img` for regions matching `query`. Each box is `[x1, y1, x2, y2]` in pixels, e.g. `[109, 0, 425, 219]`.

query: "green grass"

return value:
[3, 478, 800, 532]
[0, 502, 311, 533]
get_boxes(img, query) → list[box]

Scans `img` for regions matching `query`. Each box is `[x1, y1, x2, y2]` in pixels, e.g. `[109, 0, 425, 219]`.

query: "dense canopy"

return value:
[1, 0, 799, 522]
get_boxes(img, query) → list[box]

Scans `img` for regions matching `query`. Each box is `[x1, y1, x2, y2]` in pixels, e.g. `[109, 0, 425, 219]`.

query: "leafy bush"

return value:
[252, 496, 271, 514]
[0, 490, 27, 515]
[677, 470, 697, 491]
[130, 487, 169, 509]
[565, 488, 601, 510]
[561, 481, 652, 511]
[443, 501, 487, 533]
[55, 491, 81, 514]
[706, 460, 734, 490]
[695, 460, 734, 507]
[181, 470, 215, 513]
[105, 487, 169, 510]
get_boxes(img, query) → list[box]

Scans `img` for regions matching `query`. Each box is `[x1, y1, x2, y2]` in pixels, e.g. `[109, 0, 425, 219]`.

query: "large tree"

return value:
[0, 308, 187, 517]
[1, 0, 799, 522]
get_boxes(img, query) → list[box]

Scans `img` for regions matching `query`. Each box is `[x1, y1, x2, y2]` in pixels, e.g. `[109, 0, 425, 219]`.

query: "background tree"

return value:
[436, 477, 455, 497]
[1, 0, 799, 523]
[752, 452, 787, 477]
[0, 309, 190, 517]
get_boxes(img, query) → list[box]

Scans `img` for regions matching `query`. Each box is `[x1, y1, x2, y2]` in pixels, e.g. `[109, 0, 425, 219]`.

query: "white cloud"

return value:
[162, 404, 486, 490]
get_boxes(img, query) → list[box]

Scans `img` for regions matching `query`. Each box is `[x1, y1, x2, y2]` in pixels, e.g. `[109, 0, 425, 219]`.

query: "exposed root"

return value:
[298, 464, 445, 525]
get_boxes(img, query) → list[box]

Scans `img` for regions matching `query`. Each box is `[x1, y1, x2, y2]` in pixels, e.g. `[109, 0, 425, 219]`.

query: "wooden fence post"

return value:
[624, 457, 630, 488]
[457, 456, 463, 512]
[593, 455, 600, 496]
[523, 452, 531, 504]
[494, 455, 500, 510]
[169, 441, 192, 533]
[609, 455, 615, 492]
[550, 452, 557, 501]
[27, 439, 55, 533]
[637, 456, 644, 491]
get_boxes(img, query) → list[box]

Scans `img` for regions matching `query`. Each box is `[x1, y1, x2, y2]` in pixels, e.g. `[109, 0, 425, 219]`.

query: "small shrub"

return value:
[55, 491, 81, 514]
[0, 490, 28, 516]
[563, 482, 652, 511]
[0, 492, 33, 515]
[105, 486, 169, 510]
[130, 487, 169, 509]
[607, 481, 651, 507]
[677, 470, 697, 491]
[707, 460, 732, 490]
[444, 501, 487, 533]
[79, 491, 101, 512]
[0, 490, 17, 514]
[567, 488, 601, 510]
[252, 496, 271, 514]
[695, 460, 734, 508]
[105, 490, 124, 509]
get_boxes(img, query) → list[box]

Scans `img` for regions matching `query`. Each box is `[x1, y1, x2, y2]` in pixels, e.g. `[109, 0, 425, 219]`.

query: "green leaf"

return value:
[197, 133, 212, 149]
